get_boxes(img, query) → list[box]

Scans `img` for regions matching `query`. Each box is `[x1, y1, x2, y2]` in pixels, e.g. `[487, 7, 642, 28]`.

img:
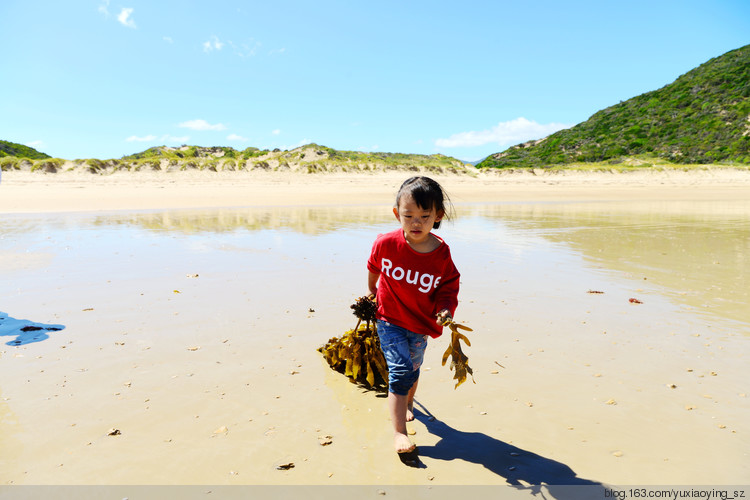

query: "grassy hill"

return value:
[1, 143, 472, 175]
[115, 143, 469, 173]
[0, 140, 50, 159]
[478, 44, 750, 169]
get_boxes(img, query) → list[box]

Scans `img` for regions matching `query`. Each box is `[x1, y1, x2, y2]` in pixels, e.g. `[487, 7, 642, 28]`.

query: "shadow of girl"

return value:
[0, 311, 65, 346]
[414, 402, 606, 498]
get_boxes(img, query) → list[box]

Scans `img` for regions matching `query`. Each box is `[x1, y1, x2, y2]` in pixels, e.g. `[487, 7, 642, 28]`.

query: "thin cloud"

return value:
[435, 117, 570, 148]
[117, 8, 136, 29]
[227, 134, 248, 142]
[163, 36, 173, 44]
[178, 119, 227, 131]
[161, 134, 190, 143]
[203, 36, 224, 53]
[98, 0, 110, 18]
[126, 135, 157, 142]
[271, 129, 281, 135]
[269, 47, 286, 56]
[26, 140, 44, 148]
[228, 40, 261, 58]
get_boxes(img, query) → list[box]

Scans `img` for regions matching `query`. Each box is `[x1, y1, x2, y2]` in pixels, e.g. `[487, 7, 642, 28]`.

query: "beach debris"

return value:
[186, 346, 200, 351]
[276, 462, 295, 470]
[667, 383, 677, 389]
[82, 308, 94, 312]
[494, 360, 506, 369]
[186, 274, 199, 278]
[107, 428, 121, 436]
[318, 435, 333, 446]
[318, 295, 388, 390]
[628, 298, 643, 304]
[173, 289, 181, 294]
[606, 399, 617, 405]
[587, 290, 605, 294]
[213, 426, 228, 434]
[612, 450, 624, 458]
[440, 319, 475, 389]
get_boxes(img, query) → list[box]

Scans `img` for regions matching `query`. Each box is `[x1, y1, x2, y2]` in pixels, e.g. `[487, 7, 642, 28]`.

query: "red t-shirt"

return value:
[367, 228, 460, 338]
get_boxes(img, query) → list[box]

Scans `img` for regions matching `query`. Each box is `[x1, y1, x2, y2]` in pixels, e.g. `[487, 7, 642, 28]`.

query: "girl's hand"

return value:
[436, 309, 452, 326]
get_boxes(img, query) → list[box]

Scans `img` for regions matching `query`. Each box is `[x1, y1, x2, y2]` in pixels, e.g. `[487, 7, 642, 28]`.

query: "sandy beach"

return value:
[2, 168, 750, 213]
[1, 169, 749, 493]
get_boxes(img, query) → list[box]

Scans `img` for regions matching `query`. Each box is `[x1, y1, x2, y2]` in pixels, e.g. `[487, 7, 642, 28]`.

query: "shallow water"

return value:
[1, 201, 749, 331]
[1, 201, 749, 486]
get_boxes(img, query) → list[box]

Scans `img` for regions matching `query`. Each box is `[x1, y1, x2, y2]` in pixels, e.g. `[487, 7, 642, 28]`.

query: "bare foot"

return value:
[394, 432, 415, 453]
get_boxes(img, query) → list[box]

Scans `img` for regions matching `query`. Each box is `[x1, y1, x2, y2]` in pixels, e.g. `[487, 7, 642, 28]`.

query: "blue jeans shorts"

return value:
[376, 320, 428, 396]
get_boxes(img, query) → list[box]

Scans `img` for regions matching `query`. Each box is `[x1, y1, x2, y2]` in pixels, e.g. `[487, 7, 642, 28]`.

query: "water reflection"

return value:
[93, 206, 395, 235]
[466, 202, 750, 325]
[2, 201, 748, 326]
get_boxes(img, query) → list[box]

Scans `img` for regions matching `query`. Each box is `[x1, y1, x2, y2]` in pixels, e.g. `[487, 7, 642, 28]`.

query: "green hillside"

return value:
[478, 44, 750, 169]
[0, 140, 50, 159]
[120, 143, 467, 172]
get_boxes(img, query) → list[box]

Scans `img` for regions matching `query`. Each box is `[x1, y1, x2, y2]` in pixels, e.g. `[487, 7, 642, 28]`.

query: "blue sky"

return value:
[2, 1, 749, 162]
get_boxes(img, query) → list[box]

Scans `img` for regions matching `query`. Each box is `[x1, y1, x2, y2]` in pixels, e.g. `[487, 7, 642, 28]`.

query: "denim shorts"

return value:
[376, 320, 428, 396]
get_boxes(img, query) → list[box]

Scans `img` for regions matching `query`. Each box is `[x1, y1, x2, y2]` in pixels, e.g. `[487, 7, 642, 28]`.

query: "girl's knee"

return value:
[388, 368, 418, 396]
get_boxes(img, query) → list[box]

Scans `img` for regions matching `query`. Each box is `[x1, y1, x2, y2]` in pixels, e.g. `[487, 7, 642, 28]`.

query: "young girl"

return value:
[366, 176, 460, 457]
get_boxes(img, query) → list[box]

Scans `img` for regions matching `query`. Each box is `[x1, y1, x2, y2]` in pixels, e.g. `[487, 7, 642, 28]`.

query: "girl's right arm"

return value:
[368, 271, 379, 296]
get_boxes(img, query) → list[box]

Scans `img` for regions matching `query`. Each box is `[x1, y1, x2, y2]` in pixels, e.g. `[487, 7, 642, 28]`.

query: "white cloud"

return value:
[434, 117, 570, 148]
[163, 36, 173, 44]
[178, 119, 227, 131]
[98, 0, 110, 18]
[203, 36, 224, 53]
[227, 134, 248, 142]
[117, 8, 136, 29]
[271, 129, 281, 135]
[126, 135, 157, 142]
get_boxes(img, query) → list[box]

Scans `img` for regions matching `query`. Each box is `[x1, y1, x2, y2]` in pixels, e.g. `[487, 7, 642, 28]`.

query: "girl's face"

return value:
[393, 194, 443, 247]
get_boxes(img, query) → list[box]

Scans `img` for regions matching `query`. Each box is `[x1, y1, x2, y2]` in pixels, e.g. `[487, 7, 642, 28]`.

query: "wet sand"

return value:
[0, 170, 749, 490]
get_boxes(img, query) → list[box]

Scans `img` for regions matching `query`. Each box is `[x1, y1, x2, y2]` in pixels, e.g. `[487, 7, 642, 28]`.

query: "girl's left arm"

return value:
[434, 267, 460, 321]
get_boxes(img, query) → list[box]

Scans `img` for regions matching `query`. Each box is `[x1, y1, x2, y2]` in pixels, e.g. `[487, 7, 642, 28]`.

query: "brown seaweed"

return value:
[440, 319, 475, 389]
[318, 296, 388, 390]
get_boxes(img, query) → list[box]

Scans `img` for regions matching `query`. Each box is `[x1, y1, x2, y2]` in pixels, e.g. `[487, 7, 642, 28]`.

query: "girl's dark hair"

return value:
[395, 176, 453, 229]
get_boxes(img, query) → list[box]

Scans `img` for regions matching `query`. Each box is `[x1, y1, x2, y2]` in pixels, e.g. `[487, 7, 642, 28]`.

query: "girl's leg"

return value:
[376, 321, 427, 453]
[388, 391, 414, 453]
[406, 376, 419, 422]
